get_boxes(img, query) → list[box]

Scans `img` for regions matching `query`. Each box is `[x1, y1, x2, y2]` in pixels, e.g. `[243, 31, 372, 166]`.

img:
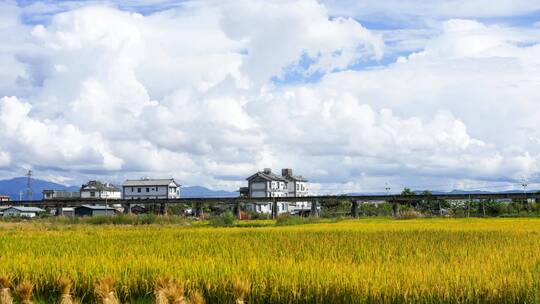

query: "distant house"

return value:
[246, 168, 289, 198]
[75, 205, 117, 217]
[122, 178, 180, 200]
[0, 195, 10, 202]
[281, 168, 309, 197]
[244, 168, 311, 215]
[43, 190, 80, 200]
[51, 207, 75, 217]
[2, 206, 45, 218]
[80, 181, 121, 200]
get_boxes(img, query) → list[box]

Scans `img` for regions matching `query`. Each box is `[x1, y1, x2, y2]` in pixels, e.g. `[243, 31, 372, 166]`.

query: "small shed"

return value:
[75, 205, 117, 217]
[2, 206, 45, 218]
[130, 205, 148, 215]
[51, 207, 75, 217]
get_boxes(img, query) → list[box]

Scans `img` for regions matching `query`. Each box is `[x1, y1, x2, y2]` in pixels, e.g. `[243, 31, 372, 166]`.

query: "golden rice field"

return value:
[2, 218, 540, 303]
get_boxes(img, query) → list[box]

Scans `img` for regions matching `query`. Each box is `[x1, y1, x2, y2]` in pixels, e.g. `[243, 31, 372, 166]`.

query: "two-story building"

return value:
[122, 178, 180, 200]
[281, 168, 308, 197]
[43, 190, 80, 200]
[244, 168, 310, 215]
[246, 168, 289, 198]
[80, 181, 121, 200]
[281, 168, 310, 214]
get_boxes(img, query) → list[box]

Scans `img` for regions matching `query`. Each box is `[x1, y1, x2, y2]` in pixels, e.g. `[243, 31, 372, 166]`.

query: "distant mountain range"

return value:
[347, 189, 537, 196]
[0, 177, 78, 200]
[0, 177, 238, 201]
[0, 177, 534, 201]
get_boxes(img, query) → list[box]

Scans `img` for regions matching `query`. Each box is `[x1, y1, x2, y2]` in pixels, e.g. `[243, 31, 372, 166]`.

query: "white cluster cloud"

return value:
[0, 0, 539, 192]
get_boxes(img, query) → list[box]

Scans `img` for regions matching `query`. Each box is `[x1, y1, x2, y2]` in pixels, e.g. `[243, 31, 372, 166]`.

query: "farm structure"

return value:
[123, 178, 180, 200]
[74, 205, 118, 216]
[1, 206, 45, 217]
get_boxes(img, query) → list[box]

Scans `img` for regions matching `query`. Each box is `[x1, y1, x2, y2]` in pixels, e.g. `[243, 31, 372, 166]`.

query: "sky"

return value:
[0, 0, 540, 194]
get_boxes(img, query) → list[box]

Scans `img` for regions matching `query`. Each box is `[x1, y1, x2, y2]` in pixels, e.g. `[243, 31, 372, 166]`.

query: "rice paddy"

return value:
[1, 218, 540, 303]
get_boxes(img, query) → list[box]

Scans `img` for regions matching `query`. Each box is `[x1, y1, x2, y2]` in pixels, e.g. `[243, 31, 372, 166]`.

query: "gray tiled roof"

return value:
[123, 178, 179, 187]
[284, 175, 308, 182]
[81, 181, 120, 192]
[246, 171, 288, 182]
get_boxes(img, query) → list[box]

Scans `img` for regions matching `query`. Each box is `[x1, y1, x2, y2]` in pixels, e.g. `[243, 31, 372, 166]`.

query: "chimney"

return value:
[282, 168, 293, 177]
[263, 168, 272, 174]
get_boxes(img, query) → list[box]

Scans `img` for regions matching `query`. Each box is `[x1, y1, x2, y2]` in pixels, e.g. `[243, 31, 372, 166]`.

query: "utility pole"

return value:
[522, 180, 529, 212]
[25, 170, 33, 201]
[467, 194, 471, 218]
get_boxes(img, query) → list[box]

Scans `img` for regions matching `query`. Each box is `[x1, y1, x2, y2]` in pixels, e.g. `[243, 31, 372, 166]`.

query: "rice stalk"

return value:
[15, 280, 33, 304]
[0, 276, 13, 304]
[95, 277, 119, 304]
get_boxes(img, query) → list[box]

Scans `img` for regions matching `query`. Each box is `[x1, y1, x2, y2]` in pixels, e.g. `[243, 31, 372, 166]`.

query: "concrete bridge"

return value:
[2, 192, 538, 219]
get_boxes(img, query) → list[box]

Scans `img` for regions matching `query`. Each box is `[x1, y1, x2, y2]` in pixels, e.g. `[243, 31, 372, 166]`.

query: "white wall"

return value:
[250, 182, 266, 198]
[2, 209, 36, 218]
[123, 184, 179, 199]
[81, 190, 121, 199]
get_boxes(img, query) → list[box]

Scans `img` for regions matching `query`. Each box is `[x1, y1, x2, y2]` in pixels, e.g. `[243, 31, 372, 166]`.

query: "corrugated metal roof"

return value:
[123, 178, 179, 187]
[79, 205, 117, 210]
[5, 206, 45, 212]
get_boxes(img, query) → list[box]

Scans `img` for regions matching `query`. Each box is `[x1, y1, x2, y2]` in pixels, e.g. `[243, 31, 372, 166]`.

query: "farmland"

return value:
[1, 218, 540, 303]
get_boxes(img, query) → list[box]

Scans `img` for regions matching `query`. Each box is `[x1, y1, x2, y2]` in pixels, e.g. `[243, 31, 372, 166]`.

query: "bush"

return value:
[396, 210, 425, 220]
[276, 215, 320, 226]
[210, 212, 236, 227]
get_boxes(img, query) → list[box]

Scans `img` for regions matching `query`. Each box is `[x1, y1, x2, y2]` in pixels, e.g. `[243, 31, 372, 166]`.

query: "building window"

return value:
[137, 188, 141, 193]
[90, 191, 95, 197]
[146, 188, 150, 193]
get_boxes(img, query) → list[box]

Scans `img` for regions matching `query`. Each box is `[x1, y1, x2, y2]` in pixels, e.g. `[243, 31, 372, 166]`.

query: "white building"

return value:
[281, 168, 309, 197]
[2, 206, 44, 218]
[123, 178, 180, 200]
[43, 190, 80, 200]
[244, 168, 310, 215]
[80, 181, 121, 200]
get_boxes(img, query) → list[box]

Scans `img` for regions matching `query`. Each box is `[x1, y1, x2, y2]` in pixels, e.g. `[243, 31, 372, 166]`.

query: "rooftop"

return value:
[81, 180, 120, 192]
[246, 170, 288, 182]
[78, 205, 117, 210]
[123, 178, 179, 187]
[4, 206, 45, 212]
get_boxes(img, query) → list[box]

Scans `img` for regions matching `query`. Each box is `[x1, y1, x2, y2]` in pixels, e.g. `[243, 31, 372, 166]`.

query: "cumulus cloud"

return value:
[0, 1, 539, 192]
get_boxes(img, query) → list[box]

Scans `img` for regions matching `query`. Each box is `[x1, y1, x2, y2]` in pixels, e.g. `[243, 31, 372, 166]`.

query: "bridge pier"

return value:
[271, 199, 278, 219]
[55, 204, 63, 217]
[195, 203, 203, 218]
[235, 202, 242, 220]
[351, 200, 359, 218]
[123, 203, 132, 214]
[310, 199, 319, 217]
[391, 200, 400, 217]
[160, 203, 168, 215]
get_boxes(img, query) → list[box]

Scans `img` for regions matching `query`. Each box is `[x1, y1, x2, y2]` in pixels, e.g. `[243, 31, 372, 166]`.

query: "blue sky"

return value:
[1, 0, 540, 193]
